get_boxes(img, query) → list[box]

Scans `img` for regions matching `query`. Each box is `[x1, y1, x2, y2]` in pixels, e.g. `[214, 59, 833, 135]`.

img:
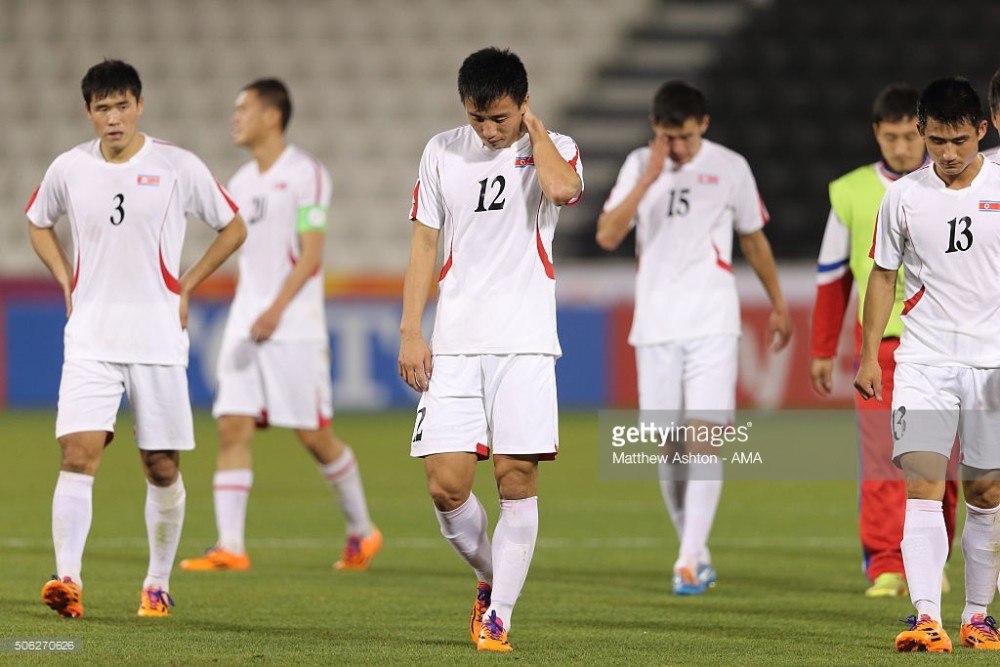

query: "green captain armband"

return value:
[297, 204, 328, 233]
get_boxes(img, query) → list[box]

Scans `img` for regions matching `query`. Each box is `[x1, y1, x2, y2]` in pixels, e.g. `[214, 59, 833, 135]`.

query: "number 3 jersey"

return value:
[873, 158, 1000, 368]
[603, 139, 766, 346]
[223, 145, 332, 343]
[26, 135, 238, 366]
[409, 125, 583, 357]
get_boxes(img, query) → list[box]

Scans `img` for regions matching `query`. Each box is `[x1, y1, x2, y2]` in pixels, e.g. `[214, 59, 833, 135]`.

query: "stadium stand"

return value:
[0, 0, 651, 274]
[560, 0, 1000, 260]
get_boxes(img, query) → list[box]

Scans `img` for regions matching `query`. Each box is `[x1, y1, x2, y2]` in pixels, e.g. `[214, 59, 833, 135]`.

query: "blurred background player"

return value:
[596, 80, 791, 596]
[29, 59, 246, 618]
[180, 79, 381, 574]
[856, 76, 1000, 652]
[988, 66, 1000, 160]
[398, 47, 582, 652]
[810, 83, 958, 598]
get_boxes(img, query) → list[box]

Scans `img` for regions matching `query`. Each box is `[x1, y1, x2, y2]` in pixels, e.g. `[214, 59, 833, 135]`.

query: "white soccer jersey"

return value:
[224, 145, 332, 342]
[26, 135, 238, 366]
[603, 139, 767, 345]
[873, 157, 1000, 367]
[409, 125, 583, 356]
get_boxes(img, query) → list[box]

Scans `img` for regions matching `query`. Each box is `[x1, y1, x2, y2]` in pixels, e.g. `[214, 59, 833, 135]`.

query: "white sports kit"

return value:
[408, 125, 583, 458]
[213, 145, 334, 429]
[603, 139, 767, 419]
[873, 158, 1000, 468]
[26, 135, 238, 446]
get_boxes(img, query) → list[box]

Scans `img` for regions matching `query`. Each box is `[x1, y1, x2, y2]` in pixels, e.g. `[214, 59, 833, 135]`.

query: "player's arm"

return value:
[250, 223, 324, 343]
[398, 221, 438, 392]
[178, 213, 247, 328]
[596, 136, 668, 251]
[522, 104, 581, 206]
[853, 264, 895, 401]
[28, 222, 74, 317]
[810, 207, 854, 396]
[738, 229, 792, 351]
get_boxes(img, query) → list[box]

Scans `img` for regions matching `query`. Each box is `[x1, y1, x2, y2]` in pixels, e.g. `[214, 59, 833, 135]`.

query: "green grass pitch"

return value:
[0, 409, 982, 665]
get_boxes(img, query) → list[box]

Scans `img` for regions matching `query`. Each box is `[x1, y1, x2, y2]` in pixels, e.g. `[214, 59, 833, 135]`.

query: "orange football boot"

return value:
[470, 581, 492, 644]
[41, 576, 83, 619]
[334, 527, 383, 571]
[180, 547, 250, 571]
[960, 614, 1000, 650]
[137, 586, 174, 617]
[895, 614, 952, 653]
[477, 610, 513, 653]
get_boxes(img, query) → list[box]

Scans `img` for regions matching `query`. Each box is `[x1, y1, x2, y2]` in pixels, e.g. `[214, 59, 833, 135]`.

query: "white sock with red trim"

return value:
[902, 498, 947, 621]
[144, 475, 186, 591]
[214, 469, 252, 554]
[487, 496, 539, 630]
[320, 447, 373, 537]
[961, 502, 1000, 624]
[434, 493, 493, 584]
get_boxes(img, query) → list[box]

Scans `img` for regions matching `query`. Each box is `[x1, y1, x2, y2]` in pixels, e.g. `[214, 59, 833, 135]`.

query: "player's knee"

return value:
[57, 435, 103, 475]
[143, 452, 180, 486]
[427, 479, 470, 511]
[964, 479, 1000, 510]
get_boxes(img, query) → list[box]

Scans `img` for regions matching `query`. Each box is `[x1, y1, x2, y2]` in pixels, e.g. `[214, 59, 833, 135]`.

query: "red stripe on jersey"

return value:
[566, 145, 580, 169]
[758, 194, 770, 225]
[475, 442, 490, 460]
[536, 223, 555, 279]
[711, 242, 732, 273]
[869, 217, 878, 259]
[410, 181, 420, 220]
[159, 247, 181, 295]
[438, 245, 453, 281]
[71, 248, 80, 293]
[215, 179, 239, 213]
[25, 185, 40, 213]
[810, 273, 853, 358]
[902, 285, 925, 315]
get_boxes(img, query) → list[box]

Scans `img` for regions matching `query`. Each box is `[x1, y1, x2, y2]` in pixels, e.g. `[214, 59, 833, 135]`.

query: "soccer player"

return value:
[855, 76, 1000, 652]
[987, 67, 1000, 160]
[28, 59, 247, 618]
[179, 79, 381, 574]
[811, 84, 959, 598]
[398, 47, 582, 653]
[596, 80, 791, 596]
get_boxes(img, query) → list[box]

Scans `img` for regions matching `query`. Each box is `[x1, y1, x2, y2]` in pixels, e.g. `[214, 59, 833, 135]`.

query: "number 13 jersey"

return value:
[26, 135, 239, 366]
[873, 157, 1000, 368]
[409, 125, 583, 357]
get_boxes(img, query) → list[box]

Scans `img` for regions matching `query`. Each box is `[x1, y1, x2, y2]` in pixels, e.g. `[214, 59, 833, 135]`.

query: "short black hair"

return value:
[651, 80, 707, 127]
[81, 59, 142, 107]
[242, 78, 292, 131]
[457, 47, 528, 110]
[989, 66, 1000, 115]
[917, 77, 984, 130]
[872, 83, 919, 124]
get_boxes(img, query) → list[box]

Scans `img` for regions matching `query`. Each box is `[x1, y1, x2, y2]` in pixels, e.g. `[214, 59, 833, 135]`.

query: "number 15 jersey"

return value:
[26, 135, 239, 366]
[409, 125, 583, 357]
[873, 157, 1000, 368]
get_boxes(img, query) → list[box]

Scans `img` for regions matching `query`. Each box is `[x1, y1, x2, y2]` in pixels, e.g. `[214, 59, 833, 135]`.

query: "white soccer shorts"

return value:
[56, 358, 195, 450]
[212, 337, 333, 430]
[409, 354, 559, 460]
[891, 362, 1000, 470]
[635, 335, 738, 424]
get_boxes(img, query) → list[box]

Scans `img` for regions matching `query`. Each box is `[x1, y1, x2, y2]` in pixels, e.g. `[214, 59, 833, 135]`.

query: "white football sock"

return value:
[434, 493, 493, 584]
[961, 503, 1000, 623]
[143, 474, 186, 591]
[214, 469, 252, 554]
[676, 458, 722, 570]
[901, 498, 947, 621]
[487, 496, 539, 630]
[52, 470, 94, 586]
[320, 447, 373, 537]
[657, 459, 686, 540]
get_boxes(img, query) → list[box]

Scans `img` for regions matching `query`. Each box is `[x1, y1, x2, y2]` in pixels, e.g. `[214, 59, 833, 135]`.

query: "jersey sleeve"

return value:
[871, 189, 904, 270]
[25, 158, 68, 229]
[730, 156, 767, 235]
[181, 152, 239, 230]
[601, 148, 643, 226]
[409, 136, 444, 229]
[295, 158, 332, 233]
[552, 133, 584, 206]
[811, 207, 854, 358]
